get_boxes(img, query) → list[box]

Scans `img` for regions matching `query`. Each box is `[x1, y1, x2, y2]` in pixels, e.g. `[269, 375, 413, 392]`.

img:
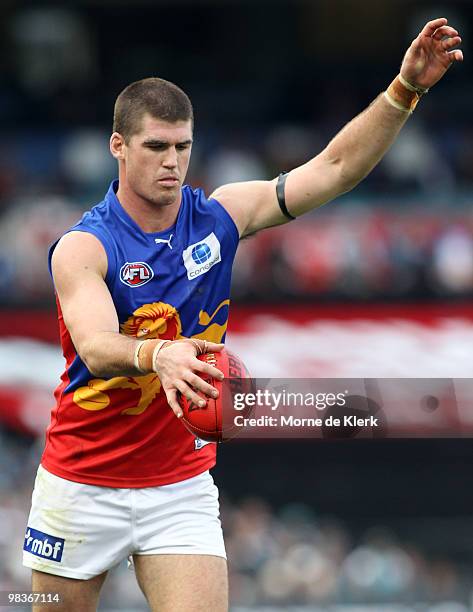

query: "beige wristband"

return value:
[133, 340, 147, 374]
[385, 74, 422, 113]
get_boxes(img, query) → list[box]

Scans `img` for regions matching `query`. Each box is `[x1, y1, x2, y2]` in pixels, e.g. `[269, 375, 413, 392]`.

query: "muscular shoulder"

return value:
[51, 231, 108, 282]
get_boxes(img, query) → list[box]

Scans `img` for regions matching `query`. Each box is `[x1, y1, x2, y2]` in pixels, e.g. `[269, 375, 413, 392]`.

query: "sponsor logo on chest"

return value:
[182, 232, 221, 280]
[120, 262, 154, 287]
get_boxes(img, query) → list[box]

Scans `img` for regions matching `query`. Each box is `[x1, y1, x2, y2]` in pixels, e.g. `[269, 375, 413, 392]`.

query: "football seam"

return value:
[181, 417, 222, 434]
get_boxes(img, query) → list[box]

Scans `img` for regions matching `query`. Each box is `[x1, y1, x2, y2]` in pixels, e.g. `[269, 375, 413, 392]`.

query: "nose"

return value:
[162, 146, 178, 169]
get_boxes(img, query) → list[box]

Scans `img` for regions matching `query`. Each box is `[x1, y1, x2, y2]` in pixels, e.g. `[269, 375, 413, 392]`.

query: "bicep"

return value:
[211, 179, 281, 238]
[51, 232, 119, 356]
[210, 152, 345, 237]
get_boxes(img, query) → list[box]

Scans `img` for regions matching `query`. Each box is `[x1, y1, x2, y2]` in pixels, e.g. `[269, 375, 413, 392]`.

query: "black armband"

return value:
[276, 172, 295, 221]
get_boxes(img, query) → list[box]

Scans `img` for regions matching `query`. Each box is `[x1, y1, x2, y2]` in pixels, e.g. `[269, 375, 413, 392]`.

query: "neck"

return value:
[115, 181, 181, 234]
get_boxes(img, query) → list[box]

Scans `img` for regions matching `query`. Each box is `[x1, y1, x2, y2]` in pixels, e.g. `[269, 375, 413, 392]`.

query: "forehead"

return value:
[133, 114, 193, 143]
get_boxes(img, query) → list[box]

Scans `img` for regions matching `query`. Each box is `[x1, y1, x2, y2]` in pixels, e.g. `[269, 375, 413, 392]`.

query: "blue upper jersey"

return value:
[49, 179, 239, 393]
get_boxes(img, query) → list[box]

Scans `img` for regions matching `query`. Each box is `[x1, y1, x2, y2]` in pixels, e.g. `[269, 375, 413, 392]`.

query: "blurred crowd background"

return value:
[0, 0, 472, 304]
[1, 0, 473, 610]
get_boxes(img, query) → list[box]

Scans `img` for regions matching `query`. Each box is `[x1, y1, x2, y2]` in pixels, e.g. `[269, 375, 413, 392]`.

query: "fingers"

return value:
[158, 339, 226, 419]
[174, 378, 211, 409]
[204, 341, 224, 353]
[183, 338, 224, 356]
[442, 36, 462, 51]
[432, 25, 459, 41]
[448, 49, 464, 62]
[193, 358, 224, 381]
[421, 17, 448, 38]
[165, 362, 221, 417]
[165, 371, 220, 418]
[188, 372, 219, 398]
[166, 388, 183, 419]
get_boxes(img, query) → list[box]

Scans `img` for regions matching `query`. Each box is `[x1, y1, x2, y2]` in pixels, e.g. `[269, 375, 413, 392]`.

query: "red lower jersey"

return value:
[41, 302, 217, 488]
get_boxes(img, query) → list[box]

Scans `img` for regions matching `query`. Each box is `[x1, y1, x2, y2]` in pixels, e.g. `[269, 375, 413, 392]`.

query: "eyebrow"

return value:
[142, 139, 193, 146]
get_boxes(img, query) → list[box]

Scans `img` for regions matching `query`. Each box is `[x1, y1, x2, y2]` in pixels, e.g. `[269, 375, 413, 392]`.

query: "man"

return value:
[23, 17, 462, 612]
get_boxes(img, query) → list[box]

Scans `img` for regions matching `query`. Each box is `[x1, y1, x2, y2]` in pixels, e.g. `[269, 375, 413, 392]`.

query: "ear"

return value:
[110, 132, 126, 160]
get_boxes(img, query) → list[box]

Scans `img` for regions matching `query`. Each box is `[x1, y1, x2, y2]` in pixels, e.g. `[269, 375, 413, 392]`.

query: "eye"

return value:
[177, 143, 190, 151]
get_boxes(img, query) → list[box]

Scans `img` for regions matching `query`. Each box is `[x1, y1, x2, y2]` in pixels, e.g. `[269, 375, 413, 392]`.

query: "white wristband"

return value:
[133, 340, 147, 373]
[383, 91, 412, 114]
[398, 74, 429, 95]
[152, 340, 171, 371]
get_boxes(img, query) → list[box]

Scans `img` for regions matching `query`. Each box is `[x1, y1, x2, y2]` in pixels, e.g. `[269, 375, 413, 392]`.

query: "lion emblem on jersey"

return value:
[73, 299, 230, 416]
[120, 302, 182, 340]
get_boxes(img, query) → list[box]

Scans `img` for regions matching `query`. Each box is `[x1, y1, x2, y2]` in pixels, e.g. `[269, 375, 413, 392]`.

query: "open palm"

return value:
[401, 18, 463, 90]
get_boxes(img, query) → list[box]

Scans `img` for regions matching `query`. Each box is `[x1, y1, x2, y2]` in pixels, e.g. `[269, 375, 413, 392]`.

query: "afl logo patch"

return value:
[120, 262, 154, 287]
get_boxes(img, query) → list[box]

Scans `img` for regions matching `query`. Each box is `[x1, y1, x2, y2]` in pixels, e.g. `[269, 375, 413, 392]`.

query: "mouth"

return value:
[157, 177, 179, 187]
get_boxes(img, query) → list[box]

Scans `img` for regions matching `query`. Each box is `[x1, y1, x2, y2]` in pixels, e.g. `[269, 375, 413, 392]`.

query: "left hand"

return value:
[400, 17, 463, 90]
[153, 339, 224, 419]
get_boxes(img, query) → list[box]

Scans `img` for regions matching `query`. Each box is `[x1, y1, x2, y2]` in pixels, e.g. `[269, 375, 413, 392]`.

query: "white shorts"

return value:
[23, 465, 226, 580]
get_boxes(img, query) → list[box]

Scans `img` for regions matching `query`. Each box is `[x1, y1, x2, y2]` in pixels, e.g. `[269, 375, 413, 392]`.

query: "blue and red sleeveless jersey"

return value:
[41, 180, 239, 487]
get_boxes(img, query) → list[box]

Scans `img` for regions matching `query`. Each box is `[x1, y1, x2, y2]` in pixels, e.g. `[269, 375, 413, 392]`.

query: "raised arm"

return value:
[51, 232, 223, 417]
[211, 18, 463, 237]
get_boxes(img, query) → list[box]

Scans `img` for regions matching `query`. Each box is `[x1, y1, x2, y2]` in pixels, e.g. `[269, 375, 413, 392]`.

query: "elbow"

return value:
[77, 341, 105, 378]
[318, 151, 360, 199]
[86, 361, 105, 378]
[82, 353, 103, 378]
[338, 161, 365, 194]
[322, 148, 366, 195]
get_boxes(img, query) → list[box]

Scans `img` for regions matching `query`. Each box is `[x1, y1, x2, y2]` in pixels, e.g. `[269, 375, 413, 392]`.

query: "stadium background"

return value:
[1, 0, 473, 610]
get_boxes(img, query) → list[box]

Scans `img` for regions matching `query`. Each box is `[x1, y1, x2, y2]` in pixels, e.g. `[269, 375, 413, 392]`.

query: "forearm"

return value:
[285, 76, 420, 218]
[80, 331, 148, 378]
[320, 15, 464, 198]
[80, 332, 199, 379]
[323, 86, 411, 192]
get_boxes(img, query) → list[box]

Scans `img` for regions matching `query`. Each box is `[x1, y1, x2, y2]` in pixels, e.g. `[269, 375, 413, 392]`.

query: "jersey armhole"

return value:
[207, 196, 240, 251]
[48, 227, 117, 286]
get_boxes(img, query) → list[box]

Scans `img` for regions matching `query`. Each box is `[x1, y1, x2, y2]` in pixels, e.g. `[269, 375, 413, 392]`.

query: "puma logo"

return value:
[154, 234, 174, 250]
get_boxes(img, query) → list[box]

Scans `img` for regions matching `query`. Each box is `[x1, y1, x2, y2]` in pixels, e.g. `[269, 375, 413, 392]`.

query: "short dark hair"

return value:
[113, 77, 194, 142]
